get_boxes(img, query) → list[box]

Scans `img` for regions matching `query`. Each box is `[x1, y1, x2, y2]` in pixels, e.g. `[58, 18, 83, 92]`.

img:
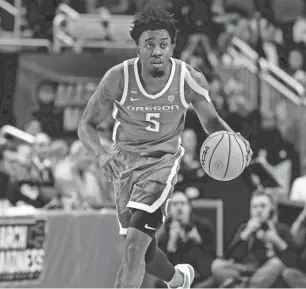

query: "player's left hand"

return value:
[236, 132, 253, 167]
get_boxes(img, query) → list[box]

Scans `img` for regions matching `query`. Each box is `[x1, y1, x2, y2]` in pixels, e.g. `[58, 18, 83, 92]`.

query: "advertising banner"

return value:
[0, 211, 159, 288]
[0, 216, 47, 286]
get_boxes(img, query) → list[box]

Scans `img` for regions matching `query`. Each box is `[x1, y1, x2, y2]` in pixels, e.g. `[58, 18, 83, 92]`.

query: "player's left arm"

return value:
[184, 65, 253, 164]
[184, 65, 232, 134]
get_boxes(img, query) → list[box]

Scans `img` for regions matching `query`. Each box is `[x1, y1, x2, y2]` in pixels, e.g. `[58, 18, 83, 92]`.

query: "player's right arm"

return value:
[77, 64, 125, 180]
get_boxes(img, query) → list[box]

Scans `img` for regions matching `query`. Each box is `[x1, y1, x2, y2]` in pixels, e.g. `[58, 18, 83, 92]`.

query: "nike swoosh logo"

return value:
[144, 224, 157, 231]
[130, 97, 139, 101]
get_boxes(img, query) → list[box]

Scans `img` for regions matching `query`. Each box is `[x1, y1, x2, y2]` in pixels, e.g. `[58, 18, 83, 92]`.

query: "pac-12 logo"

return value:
[168, 95, 175, 103]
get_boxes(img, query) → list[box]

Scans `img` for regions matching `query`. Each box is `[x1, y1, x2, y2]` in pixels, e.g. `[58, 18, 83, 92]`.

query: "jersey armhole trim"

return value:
[180, 62, 189, 109]
[118, 60, 129, 105]
[185, 68, 211, 103]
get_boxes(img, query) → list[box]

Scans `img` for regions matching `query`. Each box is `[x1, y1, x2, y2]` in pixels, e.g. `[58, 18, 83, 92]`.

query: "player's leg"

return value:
[114, 226, 151, 288]
[114, 208, 160, 288]
[115, 209, 193, 288]
[145, 237, 188, 288]
[114, 147, 193, 288]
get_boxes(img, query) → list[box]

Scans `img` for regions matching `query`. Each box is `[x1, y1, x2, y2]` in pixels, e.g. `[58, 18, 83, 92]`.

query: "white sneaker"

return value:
[167, 264, 195, 289]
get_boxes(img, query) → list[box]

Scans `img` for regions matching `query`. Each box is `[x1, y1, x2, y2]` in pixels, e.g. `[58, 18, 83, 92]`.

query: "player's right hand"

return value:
[97, 153, 126, 182]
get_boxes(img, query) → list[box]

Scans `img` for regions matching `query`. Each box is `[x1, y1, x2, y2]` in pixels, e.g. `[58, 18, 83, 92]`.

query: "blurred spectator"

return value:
[287, 49, 306, 83]
[156, 191, 215, 286]
[171, 0, 223, 65]
[290, 204, 306, 249]
[290, 161, 306, 202]
[234, 18, 253, 45]
[54, 140, 111, 210]
[288, 49, 304, 74]
[178, 129, 205, 184]
[5, 133, 56, 209]
[32, 132, 51, 160]
[86, 0, 129, 14]
[24, 120, 42, 136]
[126, 0, 173, 15]
[282, 204, 306, 287]
[180, 34, 218, 81]
[181, 129, 199, 170]
[215, 14, 241, 56]
[48, 139, 69, 168]
[25, 0, 61, 39]
[211, 192, 296, 287]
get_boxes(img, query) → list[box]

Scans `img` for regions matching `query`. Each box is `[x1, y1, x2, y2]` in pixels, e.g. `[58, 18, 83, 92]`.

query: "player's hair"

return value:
[130, 6, 177, 45]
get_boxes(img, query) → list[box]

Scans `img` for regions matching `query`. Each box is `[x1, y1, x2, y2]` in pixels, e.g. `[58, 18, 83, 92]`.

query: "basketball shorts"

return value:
[113, 146, 185, 235]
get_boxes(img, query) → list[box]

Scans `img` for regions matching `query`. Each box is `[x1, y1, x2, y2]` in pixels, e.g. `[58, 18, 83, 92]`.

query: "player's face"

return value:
[250, 195, 273, 222]
[138, 30, 173, 77]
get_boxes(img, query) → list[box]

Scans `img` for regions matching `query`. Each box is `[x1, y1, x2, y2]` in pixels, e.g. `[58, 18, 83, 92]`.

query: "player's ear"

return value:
[136, 47, 140, 58]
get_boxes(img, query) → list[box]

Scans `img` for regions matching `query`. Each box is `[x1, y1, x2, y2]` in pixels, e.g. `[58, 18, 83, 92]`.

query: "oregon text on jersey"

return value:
[126, 105, 180, 111]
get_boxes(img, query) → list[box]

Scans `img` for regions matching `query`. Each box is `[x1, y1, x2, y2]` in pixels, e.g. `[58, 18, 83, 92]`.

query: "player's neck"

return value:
[139, 59, 172, 85]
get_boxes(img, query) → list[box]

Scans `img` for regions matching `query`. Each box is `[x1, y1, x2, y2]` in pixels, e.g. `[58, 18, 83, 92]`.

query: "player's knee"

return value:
[125, 209, 161, 263]
[125, 227, 152, 260]
[129, 209, 163, 238]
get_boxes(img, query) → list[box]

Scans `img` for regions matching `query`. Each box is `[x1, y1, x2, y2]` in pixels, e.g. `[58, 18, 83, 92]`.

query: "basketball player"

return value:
[78, 6, 253, 288]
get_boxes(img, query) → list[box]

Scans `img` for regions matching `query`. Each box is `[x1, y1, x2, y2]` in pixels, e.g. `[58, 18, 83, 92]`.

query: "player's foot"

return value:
[167, 264, 195, 289]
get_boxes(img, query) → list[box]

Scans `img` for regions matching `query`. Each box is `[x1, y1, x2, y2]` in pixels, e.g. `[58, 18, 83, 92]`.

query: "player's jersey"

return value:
[112, 57, 190, 155]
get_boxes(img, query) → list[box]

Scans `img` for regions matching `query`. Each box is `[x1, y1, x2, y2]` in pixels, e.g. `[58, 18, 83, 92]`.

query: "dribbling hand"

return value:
[97, 152, 127, 182]
[236, 132, 253, 167]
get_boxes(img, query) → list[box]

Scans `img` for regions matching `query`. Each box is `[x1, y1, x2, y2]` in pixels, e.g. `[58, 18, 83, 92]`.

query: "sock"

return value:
[145, 246, 176, 282]
[167, 267, 185, 288]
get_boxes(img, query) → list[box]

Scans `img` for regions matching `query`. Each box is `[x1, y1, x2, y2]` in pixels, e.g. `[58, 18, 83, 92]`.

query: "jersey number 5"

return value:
[145, 113, 160, 132]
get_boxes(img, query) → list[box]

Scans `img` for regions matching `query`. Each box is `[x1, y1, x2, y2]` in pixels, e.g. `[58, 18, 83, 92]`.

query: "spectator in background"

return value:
[88, 0, 129, 14]
[179, 129, 205, 184]
[5, 132, 56, 209]
[32, 132, 51, 161]
[128, 0, 173, 14]
[24, 119, 42, 136]
[211, 192, 296, 288]
[171, 0, 221, 69]
[157, 191, 215, 286]
[54, 140, 104, 210]
[25, 0, 61, 39]
[181, 129, 199, 170]
[48, 139, 69, 169]
[288, 49, 304, 75]
[282, 204, 306, 287]
[287, 49, 306, 85]
[234, 17, 253, 45]
[290, 160, 306, 202]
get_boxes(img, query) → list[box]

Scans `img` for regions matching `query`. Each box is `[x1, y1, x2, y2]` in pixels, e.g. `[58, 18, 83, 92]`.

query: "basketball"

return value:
[200, 131, 248, 181]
